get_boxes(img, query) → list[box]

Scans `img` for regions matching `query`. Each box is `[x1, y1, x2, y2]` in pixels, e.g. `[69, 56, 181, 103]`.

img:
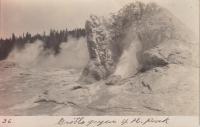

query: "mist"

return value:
[114, 28, 142, 78]
[7, 37, 89, 70]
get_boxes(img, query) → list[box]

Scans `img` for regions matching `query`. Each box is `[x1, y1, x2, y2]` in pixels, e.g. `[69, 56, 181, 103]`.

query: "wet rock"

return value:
[105, 75, 122, 85]
[141, 40, 197, 71]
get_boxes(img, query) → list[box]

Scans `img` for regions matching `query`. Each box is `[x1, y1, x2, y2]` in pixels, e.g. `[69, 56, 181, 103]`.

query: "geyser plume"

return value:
[8, 40, 44, 66]
[114, 26, 142, 78]
[7, 37, 89, 69]
[114, 42, 141, 78]
[42, 37, 89, 69]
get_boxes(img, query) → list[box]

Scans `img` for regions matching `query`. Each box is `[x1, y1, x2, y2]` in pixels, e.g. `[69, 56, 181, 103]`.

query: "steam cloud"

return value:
[114, 26, 142, 78]
[7, 37, 89, 70]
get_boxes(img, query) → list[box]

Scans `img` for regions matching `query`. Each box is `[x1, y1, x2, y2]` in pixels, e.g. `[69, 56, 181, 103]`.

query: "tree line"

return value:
[0, 28, 86, 60]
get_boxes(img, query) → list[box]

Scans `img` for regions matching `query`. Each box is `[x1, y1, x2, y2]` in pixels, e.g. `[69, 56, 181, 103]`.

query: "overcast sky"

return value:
[0, 0, 199, 38]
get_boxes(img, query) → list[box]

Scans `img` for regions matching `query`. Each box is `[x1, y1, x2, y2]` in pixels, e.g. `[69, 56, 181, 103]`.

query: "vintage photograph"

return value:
[0, 0, 199, 116]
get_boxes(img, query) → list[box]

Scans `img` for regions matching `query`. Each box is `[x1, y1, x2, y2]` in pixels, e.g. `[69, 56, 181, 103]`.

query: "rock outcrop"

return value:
[79, 15, 115, 83]
[71, 1, 198, 115]
[80, 2, 197, 82]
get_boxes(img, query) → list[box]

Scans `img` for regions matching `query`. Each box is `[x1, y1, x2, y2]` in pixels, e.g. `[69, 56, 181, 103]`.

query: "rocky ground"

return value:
[0, 61, 82, 115]
[0, 56, 198, 115]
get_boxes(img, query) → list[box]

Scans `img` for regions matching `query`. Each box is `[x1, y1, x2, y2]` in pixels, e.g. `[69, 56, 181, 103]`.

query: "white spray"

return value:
[7, 37, 89, 70]
[114, 26, 142, 78]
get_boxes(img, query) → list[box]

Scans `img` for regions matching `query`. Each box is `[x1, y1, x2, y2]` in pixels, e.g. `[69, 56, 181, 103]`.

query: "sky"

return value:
[0, 0, 199, 39]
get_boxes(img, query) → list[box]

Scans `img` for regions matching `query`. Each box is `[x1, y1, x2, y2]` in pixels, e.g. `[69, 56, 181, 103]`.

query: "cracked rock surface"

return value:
[1, 63, 198, 115]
